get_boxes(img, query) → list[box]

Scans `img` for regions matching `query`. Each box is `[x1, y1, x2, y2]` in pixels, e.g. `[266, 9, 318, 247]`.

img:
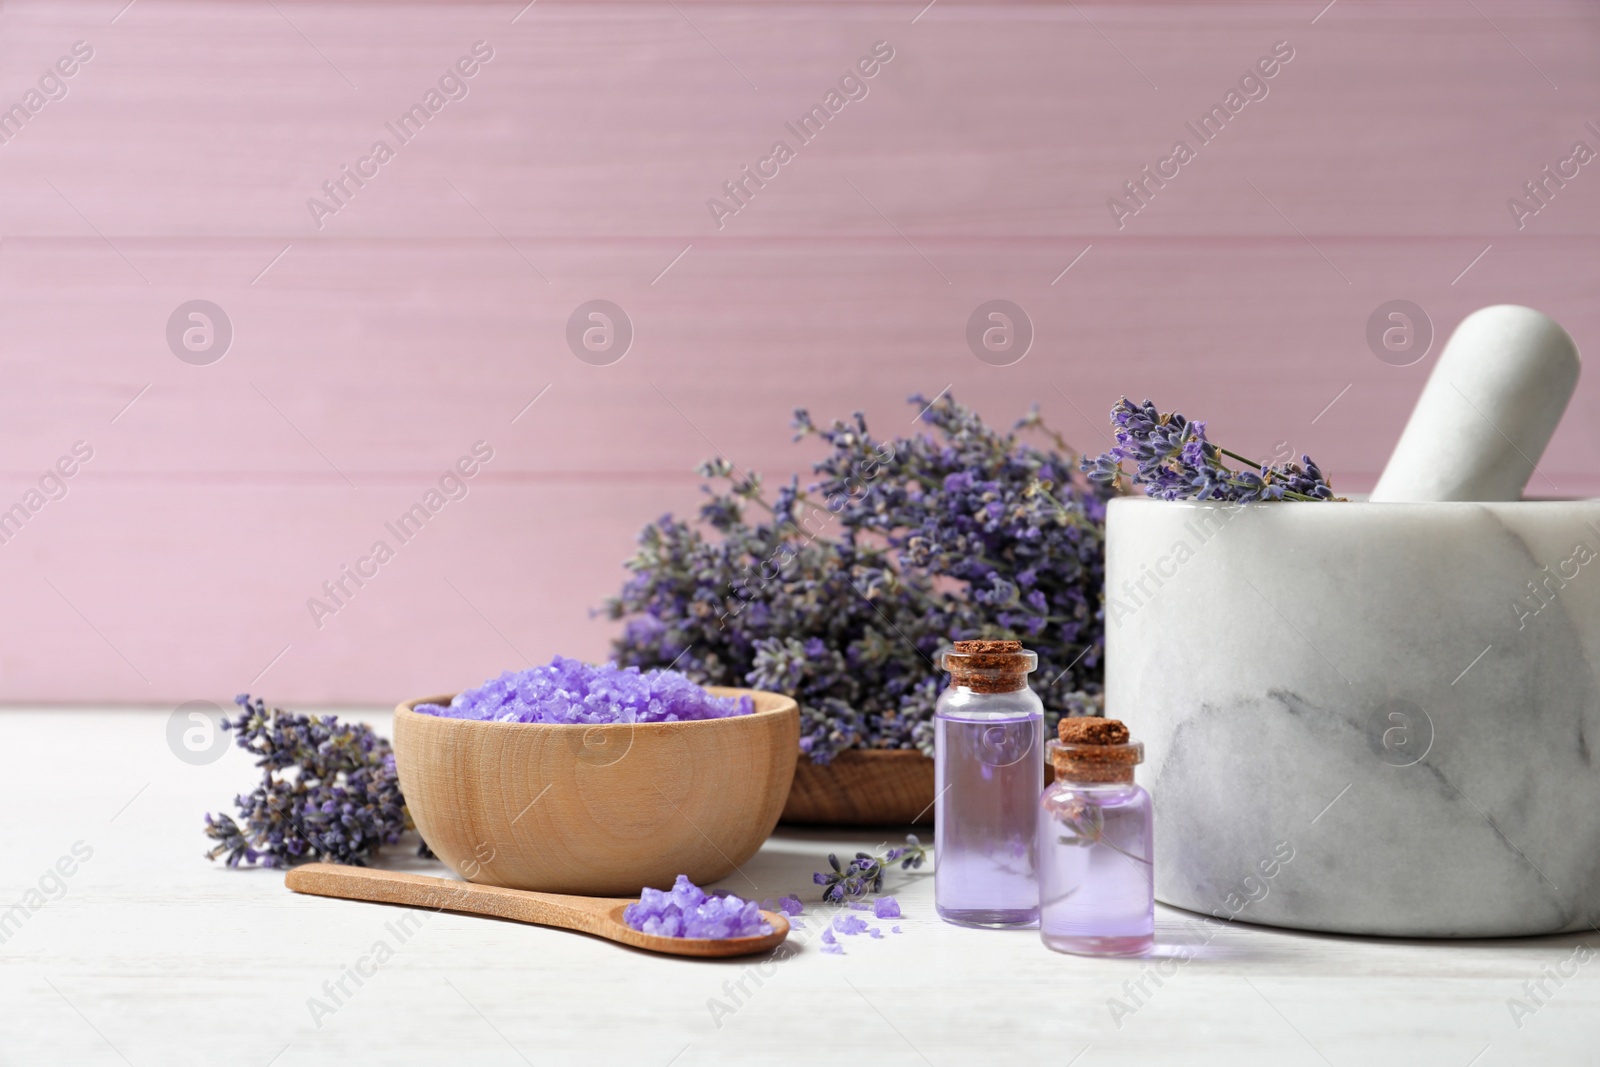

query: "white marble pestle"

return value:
[1370, 305, 1580, 502]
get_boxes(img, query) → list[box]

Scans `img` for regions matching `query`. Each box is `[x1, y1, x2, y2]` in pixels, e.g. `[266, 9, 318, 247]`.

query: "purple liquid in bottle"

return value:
[1038, 730, 1154, 956]
[934, 644, 1043, 929]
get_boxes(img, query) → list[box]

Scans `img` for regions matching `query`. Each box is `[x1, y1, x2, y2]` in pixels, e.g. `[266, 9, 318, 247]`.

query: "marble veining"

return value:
[1105, 496, 1600, 937]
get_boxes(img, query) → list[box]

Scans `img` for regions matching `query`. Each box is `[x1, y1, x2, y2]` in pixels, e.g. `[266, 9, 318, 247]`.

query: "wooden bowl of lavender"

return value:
[394, 657, 799, 896]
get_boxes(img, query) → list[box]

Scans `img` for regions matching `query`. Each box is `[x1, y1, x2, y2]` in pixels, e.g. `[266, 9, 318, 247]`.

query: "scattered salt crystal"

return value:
[415, 656, 753, 724]
[777, 895, 804, 916]
[833, 914, 870, 936]
[623, 875, 772, 940]
[821, 941, 845, 955]
[866, 927, 883, 939]
[891, 926, 902, 934]
[873, 896, 901, 919]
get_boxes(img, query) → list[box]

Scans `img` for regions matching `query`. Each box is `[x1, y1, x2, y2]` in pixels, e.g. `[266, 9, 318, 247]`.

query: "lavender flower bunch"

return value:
[604, 393, 1112, 763]
[1082, 398, 1337, 503]
[204, 695, 425, 868]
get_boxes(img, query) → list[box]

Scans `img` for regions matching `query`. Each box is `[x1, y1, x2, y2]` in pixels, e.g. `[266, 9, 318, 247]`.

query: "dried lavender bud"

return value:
[605, 392, 1111, 763]
[622, 875, 772, 939]
[1083, 397, 1337, 503]
[813, 835, 927, 903]
[416, 656, 752, 724]
[203, 695, 427, 869]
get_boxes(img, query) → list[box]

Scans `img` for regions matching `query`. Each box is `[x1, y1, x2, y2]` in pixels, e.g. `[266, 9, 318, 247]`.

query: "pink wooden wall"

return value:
[3, 0, 1598, 704]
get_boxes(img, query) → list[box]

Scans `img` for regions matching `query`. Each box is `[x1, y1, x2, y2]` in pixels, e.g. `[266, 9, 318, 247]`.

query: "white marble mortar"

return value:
[1104, 495, 1600, 936]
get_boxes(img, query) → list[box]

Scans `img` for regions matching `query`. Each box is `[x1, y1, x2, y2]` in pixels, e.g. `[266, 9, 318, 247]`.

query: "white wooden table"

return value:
[1, 709, 1593, 1066]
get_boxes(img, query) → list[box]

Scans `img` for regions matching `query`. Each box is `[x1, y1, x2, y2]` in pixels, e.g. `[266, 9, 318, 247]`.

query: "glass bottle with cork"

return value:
[934, 639, 1043, 928]
[1038, 717, 1154, 956]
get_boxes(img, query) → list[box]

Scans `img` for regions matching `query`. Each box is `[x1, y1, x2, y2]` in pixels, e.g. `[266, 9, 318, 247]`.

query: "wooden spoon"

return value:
[285, 863, 790, 959]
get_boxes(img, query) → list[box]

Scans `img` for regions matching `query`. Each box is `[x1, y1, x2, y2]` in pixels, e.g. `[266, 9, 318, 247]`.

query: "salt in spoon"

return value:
[285, 863, 790, 959]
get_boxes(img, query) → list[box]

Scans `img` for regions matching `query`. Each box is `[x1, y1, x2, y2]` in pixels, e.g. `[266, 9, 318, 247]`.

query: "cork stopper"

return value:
[1058, 718, 1129, 745]
[941, 639, 1037, 693]
[1050, 717, 1142, 783]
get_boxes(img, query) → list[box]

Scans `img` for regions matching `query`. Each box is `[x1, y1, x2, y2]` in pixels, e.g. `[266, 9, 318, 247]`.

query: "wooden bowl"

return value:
[393, 687, 799, 896]
[780, 749, 935, 826]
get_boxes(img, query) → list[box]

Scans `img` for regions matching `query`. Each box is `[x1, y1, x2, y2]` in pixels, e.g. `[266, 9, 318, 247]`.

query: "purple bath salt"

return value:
[873, 896, 901, 919]
[892, 925, 902, 934]
[777, 895, 805, 916]
[866, 927, 883, 939]
[416, 656, 753, 724]
[623, 875, 772, 940]
[833, 914, 870, 936]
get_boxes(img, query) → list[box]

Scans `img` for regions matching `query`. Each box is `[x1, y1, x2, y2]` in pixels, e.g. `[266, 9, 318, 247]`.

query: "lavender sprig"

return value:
[1082, 398, 1337, 503]
[812, 835, 929, 903]
[204, 695, 429, 868]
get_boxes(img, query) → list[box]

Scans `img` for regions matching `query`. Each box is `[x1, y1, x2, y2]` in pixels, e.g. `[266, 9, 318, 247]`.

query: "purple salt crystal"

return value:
[416, 656, 753, 725]
[873, 896, 901, 919]
[847, 901, 871, 911]
[622, 875, 772, 940]
[790, 918, 808, 930]
[892, 926, 902, 934]
[821, 941, 845, 955]
[668, 876, 706, 911]
[777, 895, 804, 916]
[866, 927, 883, 939]
[821, 928, 837, 944]
[833, 914, 870, 936]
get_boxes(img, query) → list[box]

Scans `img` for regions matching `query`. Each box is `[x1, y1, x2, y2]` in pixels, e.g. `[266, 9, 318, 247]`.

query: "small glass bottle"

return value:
[934, 639, 1044, 928]
[1038, 717, 1154, 956]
